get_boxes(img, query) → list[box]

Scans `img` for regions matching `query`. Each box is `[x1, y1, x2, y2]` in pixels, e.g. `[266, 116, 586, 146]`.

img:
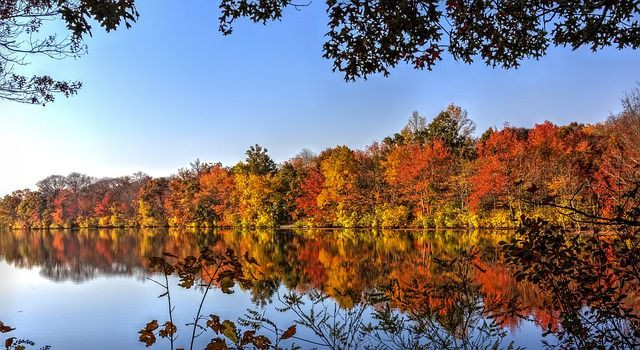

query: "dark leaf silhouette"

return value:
[158, 321, 176, 339]
[138, 320, 158, 347]
[205, 338, 228, 350]
[0, 322, 14, 333]
[280, 325, 296, 340]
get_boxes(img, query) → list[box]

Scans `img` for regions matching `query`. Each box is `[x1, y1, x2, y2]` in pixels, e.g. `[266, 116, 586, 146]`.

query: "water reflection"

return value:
[0, 228, 502, 288]
[0, 228, 638, 348]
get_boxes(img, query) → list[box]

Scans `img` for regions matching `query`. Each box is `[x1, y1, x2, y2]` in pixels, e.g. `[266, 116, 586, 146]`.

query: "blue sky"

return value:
[0, 0, 639, 195]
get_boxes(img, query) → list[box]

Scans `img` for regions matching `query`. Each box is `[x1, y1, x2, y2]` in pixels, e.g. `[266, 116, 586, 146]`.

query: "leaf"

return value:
[5, 337, 15, 349]
[0, 322, 14, 333]
[158, 321, 177, 338]
[205, 338, 228, 350]
[280, 325, 296, 340]
[179, 276, 195, 289]
[251, 335, 271, 350]
[138, 320, 158, 347]
[220, 277, 235, 294]
[207, 315, 224, 333]
[241, 330, 256, 345]
[144, 320, 159, 332]
[221, 320, 239, 344]
[138, 330, 156, 347]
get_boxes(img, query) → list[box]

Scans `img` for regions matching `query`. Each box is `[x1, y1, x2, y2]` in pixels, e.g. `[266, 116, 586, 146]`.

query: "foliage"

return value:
[140, 249, 297, 350]
[3, 223, 640, 348]
[138, 178, 170, 227]
[383, 139, 453, 226]
[219, 1, 640, 80]
[0, 321, 49, 350]
[1, 91, 640, 229]
[3, 1, 639, 104]
[0, 0, 138, 104]
[501, 217, 640, 349]
[496, 115, 640, 348]
[236, 145, 277, 176]
[135, 239, 527, 349]
[424, 105, 476, 159]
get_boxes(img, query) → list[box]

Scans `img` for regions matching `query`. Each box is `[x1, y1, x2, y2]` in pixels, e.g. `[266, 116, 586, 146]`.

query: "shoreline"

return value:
[0, 225, 517, 231]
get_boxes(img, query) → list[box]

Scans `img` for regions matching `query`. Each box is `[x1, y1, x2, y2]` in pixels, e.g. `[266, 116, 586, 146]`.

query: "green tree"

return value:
[238, 144, 277, 176]
[425, 104, 476, 158]
[234, 145, 279, 226]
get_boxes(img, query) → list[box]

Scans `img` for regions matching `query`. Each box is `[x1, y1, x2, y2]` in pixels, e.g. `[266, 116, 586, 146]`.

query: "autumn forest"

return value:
[3, 0, 640, 348]
[2, 91, 639, 231]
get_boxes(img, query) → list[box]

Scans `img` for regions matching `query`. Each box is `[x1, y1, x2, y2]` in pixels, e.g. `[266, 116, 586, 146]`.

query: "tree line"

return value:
[1, 92, 638, 229]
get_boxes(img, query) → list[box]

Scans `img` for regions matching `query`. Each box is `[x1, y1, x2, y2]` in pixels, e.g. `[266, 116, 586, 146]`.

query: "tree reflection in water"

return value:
[501, 217, 640, 349]
[0, 226, 639, 349]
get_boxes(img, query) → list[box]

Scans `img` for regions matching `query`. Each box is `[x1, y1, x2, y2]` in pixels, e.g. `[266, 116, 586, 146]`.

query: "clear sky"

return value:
[0, 1, 639, 195]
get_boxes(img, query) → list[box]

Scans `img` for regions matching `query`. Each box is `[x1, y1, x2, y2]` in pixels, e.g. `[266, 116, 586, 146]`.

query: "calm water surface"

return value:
[1, 228, 554, 349]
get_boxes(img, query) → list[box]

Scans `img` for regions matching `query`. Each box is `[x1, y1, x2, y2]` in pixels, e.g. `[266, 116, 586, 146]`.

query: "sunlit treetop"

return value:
[384, 104, 476, 159]
[236, 144, 277, 176]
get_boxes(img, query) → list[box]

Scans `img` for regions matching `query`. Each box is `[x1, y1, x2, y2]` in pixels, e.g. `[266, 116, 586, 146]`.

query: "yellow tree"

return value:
[234, 172, 278, 227]
[233, 145, 280, 227]
[317, 146, 359, 227]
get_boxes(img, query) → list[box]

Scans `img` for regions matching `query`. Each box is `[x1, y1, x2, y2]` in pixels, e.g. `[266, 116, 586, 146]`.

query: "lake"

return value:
[0, 228, 633, 349]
